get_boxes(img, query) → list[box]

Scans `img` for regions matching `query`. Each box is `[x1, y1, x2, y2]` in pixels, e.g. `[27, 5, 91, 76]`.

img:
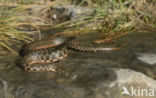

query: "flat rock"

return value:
[135, 52, 156, 65]
[0, 31, 156, 98]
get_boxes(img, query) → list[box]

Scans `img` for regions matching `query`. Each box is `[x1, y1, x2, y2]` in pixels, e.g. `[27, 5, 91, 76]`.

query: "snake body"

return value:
[21, 36, 124, 72]
[22, 47, 67, 72]
[67, 40, 123, 52]
[21, 36, 74, 56]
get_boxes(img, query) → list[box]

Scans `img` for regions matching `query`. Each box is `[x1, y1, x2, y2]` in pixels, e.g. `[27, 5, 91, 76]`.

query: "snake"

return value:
[22, 47, 67, 72]
[20, 36, 74, 56]
[20, 36, 125, 72]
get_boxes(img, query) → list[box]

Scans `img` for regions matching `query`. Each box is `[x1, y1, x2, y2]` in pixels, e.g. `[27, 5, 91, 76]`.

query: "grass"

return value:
[0, 5, 35, 55]
[0, 0, 156, 54]
[51, 0, 156, 39]
[54, 0, 156, 43]
[63, 0, 156, 32]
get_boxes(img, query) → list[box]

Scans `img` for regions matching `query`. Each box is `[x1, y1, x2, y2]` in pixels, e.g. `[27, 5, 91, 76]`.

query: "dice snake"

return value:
[20, 36, 124, 72]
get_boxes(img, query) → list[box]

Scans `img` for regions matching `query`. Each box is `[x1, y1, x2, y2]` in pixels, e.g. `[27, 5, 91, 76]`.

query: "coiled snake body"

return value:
[21, 36, 124, 72]
[22, 47, 67, 72]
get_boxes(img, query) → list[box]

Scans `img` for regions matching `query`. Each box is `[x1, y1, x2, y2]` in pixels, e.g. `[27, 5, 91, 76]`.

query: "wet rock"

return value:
[1, 68, 156, 98]
[111, 68, 156, 89]
[0, 31, 156, 98]
[95, 68, 156, 98]
[135, 52, 156, 65]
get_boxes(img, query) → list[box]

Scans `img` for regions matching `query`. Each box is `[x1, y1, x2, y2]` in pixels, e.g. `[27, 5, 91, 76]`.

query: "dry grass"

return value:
[0, 1, 60, 54]
[0, 0, 155, 54]
[63, 0, 156, 43]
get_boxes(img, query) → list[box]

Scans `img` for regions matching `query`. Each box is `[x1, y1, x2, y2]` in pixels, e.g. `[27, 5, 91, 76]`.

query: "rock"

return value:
[51, 5, 93, 19]
[0, 32, 156, 98]
[90, 68, 156, 98]
[21, 4, 94, 26]
[112, 68, 156, 88]
[135, 52, 156, 65]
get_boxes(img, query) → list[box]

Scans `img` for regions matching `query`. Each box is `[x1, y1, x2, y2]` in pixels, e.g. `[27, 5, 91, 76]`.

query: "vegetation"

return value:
[0, 0, 155, 54]
[62, 0, 156, 34]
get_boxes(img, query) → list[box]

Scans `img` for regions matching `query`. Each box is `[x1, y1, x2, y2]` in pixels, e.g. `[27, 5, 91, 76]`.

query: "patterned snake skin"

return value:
[21, 36, 124, 72]
[21, 36, 73, 56]
[22, 47, 67, 72]
[67, 40, 124, 52]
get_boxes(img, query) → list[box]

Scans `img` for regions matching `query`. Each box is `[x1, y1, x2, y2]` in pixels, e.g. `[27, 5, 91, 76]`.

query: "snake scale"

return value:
[20, 35, 125, 72]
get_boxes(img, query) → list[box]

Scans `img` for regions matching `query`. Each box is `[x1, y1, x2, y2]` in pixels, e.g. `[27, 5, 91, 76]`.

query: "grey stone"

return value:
[136, 52, 156, 65]
[0, 32, 156, 98]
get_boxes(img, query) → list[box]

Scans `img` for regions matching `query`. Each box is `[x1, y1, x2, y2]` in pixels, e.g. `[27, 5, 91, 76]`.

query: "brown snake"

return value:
[20, 36, 125, 72]
[22, 47, 67, 72]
